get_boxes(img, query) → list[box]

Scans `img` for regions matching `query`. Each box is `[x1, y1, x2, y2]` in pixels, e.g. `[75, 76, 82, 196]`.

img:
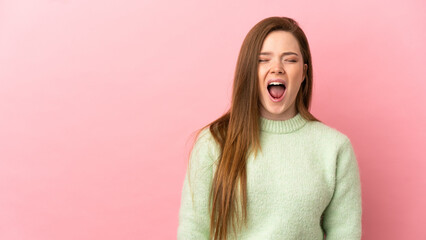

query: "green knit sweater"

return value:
[177, 113, 362, 239]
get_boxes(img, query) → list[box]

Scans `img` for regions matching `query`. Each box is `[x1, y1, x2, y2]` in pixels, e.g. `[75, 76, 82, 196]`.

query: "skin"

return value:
[258, 30, 308, 121]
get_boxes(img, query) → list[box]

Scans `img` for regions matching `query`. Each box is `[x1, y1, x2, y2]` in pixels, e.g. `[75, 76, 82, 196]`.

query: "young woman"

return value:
[177, 16, 362, 240]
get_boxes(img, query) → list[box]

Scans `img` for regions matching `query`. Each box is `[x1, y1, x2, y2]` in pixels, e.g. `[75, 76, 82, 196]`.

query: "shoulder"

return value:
[303, 120, 358, 171]
[196, 127, 215, 141]
[194, 127, 218, 150]
[191, 127, 221, 163]
[304, 120, 351, 149]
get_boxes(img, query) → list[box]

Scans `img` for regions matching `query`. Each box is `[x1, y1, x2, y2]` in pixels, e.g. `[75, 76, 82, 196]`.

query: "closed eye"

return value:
[259, 59, 297, 63]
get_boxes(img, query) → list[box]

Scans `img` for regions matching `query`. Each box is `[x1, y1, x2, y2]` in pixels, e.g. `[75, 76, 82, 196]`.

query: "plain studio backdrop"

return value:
[0, 0, 425, 239]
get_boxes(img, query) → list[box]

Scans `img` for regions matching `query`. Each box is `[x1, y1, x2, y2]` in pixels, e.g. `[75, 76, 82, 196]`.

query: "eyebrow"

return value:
[259, 51, 299, 56]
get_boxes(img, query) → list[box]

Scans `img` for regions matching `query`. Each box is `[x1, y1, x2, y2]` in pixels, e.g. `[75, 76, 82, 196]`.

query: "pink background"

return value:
[1, 0, 425, 239]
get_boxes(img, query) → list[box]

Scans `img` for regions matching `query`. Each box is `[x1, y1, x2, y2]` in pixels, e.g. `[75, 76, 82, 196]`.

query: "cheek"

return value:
[257, 68, 263, 79]
[258, 65, 267, 76]
[257, 69, 264, 85]
[289, 66, 304, 80]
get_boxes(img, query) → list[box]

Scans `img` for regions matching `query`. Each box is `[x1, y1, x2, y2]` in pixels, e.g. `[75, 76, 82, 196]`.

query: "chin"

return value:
[267, 102, 287, 112]
[262, 104, 287, 116]
[269, 108, 287, 116]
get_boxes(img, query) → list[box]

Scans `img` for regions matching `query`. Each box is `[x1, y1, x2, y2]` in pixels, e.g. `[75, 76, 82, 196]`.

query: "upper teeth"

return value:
[269, 82, 284, 86]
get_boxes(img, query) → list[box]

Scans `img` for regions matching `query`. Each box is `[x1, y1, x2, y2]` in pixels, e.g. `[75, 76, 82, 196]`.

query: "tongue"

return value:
[269, 85, 285, 98]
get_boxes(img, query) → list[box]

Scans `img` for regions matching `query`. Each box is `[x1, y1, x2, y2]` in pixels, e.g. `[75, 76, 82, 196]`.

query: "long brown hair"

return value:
[188, 16, 320, 240]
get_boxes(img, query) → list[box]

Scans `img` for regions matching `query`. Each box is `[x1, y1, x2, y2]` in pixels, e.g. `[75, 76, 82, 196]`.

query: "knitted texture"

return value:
[177, 113, 362, 240]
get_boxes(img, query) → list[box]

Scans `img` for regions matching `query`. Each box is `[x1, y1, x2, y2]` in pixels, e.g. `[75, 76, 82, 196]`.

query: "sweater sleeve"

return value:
[322, 138, 362, 239]
[177, 129, 217, 240]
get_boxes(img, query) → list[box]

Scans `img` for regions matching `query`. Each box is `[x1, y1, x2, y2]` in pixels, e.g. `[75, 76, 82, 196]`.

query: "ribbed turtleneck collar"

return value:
[260, 112, 308, 134]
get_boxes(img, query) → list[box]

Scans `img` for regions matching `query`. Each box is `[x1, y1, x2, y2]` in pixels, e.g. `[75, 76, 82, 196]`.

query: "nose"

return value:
[271, 61, 285, 74]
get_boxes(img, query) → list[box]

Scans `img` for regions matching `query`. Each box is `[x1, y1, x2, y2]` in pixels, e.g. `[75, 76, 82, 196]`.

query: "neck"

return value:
[260, 112, 307, 134]
[259, 105, 297, 121]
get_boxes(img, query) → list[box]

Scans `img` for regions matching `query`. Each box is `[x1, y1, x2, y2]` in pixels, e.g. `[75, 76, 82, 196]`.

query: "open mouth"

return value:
[267, 82, 286, 101]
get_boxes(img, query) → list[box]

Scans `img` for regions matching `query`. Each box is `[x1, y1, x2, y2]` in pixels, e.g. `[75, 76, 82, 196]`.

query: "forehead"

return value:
[260, 30, 301, 53]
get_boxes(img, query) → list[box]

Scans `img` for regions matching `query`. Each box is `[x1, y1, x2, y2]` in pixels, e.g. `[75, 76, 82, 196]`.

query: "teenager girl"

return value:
[177, 16, 362, 240]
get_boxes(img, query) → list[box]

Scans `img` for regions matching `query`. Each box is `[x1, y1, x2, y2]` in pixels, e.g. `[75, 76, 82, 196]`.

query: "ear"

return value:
[303, 64, 308, 82]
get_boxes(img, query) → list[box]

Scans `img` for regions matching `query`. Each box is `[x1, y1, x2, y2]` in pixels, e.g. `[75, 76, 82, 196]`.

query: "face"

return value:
[258, 30, 308, 121]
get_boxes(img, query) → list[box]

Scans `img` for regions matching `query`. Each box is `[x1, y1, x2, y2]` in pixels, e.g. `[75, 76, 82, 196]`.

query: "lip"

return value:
[266, 78, 287, 88]
[266, 78, 287, 102]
